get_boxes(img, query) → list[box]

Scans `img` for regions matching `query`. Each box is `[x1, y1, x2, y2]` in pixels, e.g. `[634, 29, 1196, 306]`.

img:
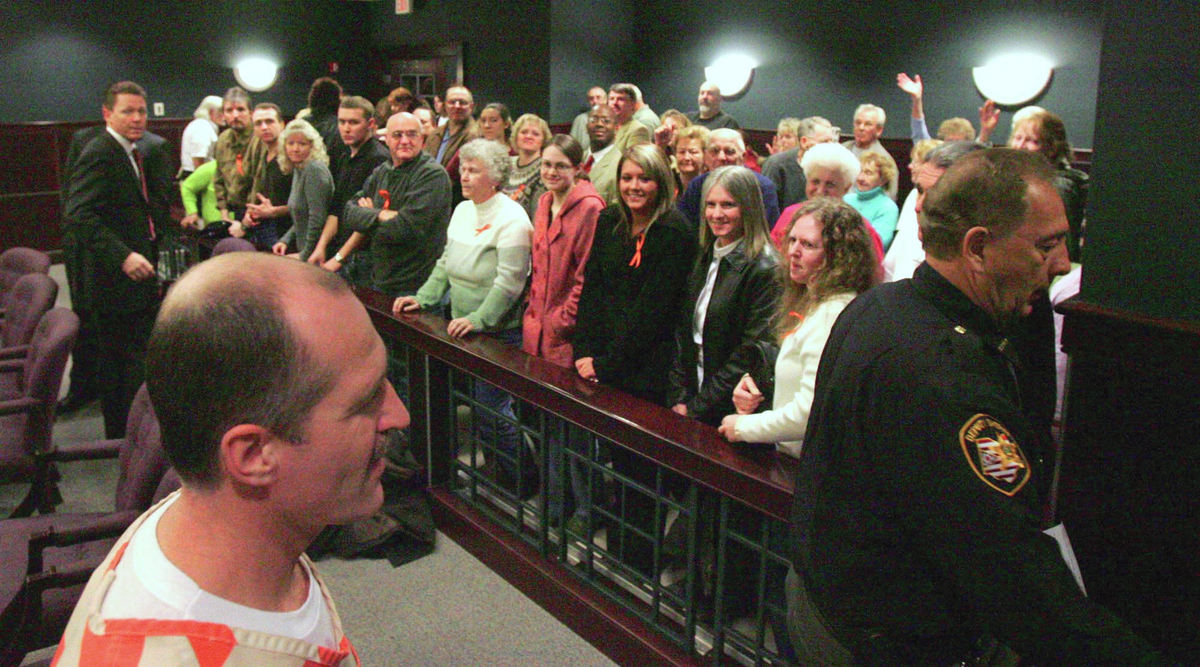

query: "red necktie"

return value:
[582, 155, 595, 174]
[131, 146, 156, 241]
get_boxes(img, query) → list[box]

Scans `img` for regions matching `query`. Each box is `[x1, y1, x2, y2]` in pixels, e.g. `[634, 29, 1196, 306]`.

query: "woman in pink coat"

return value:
[522, 134, 605, 368]
[522, 134, 605, 528]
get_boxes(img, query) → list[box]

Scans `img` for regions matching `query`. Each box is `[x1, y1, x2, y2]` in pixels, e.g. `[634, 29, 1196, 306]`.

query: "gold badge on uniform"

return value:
[959, 414, 1030, 496]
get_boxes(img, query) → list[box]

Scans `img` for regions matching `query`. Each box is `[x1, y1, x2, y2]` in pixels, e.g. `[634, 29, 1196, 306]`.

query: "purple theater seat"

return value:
[0, 274, 58, 369]
[0, 308, 79, 517]
[0, 384, 176, 662]
[0, 247, 51, 297]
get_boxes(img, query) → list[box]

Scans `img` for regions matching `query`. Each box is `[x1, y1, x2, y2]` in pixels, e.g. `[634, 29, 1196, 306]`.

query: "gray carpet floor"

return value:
[8, 264, 615, 666]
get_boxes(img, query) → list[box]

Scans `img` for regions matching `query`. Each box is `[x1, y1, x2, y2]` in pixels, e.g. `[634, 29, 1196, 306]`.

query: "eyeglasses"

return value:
[540, 161, 575, 172]
[445, 100, 472, 107]
[389, 130, 421, 141]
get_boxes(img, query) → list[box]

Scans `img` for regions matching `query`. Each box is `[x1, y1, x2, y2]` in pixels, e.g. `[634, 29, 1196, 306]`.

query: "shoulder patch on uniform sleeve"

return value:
[959, 413, 1030, 496]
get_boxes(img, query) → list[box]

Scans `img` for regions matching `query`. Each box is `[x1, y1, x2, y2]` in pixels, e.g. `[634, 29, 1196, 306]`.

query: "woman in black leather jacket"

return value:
[668, 164, 781, 426]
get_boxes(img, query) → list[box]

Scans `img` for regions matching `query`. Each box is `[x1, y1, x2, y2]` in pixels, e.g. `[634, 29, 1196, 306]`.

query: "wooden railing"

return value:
[355, 285, 801, 665]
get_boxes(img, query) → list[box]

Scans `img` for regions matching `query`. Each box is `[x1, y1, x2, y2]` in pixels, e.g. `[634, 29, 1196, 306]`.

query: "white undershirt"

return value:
[693, 239, 741, 387]
[100, 494, 337, 649]
[589, 142, 615, 164]
[106, 126, 140, 180]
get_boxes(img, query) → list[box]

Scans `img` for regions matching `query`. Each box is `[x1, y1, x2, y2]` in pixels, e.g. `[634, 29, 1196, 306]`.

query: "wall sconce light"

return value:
[234, 57, 279, 92]
[704, 53, 756, 100]
[972, 53, 1053, 106]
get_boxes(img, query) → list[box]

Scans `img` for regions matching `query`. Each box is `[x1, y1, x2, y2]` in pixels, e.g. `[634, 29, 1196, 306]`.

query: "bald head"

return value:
[385, 112, 425, 164]
[147, 254, 351, 487]
[164, 253, 345, 315]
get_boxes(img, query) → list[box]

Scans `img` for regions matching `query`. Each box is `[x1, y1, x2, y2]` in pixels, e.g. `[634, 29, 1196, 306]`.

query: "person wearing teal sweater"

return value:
[178, 160, 222, 230]
[395, 139, 535, 496]
[844, 150, 900, 250]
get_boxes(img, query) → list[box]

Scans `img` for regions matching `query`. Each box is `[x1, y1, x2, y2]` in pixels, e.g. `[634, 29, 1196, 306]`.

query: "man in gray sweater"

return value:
[342, 112, 452, 297]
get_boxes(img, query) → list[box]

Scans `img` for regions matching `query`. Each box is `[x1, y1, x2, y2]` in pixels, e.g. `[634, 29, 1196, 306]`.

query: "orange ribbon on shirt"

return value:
[628, 232, 646, 268]
[474, 223, 492, 236]
[379, 189, 390, 209]
[782, 311, 806, 339]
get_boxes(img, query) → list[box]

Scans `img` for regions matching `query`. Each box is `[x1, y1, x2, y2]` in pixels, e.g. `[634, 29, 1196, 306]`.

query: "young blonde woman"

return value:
[668, 165, 780, 425]
[271, 118, 332, 262]
[572, 143, 696, 562]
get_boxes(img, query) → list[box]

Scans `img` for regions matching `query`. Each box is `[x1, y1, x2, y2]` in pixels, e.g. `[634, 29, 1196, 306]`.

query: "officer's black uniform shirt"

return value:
[790, 262, 1159, 663]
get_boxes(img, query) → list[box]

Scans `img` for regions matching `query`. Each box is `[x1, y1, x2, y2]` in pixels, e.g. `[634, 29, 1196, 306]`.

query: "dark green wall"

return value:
[623, 0, 1102, 147]
[1079, 1, 1199, 321]
[0, 2, 371, 121]
[366, 0, 552, 120]
[549, 0, 636, 123]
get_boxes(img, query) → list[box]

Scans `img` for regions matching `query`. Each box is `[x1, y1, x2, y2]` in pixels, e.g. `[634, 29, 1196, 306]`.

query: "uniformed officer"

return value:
[787, 148, 1163, 664]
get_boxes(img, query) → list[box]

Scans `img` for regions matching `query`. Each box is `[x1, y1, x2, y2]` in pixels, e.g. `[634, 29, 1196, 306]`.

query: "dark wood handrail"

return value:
[1058, 297, 1200, 377]
[354, 285, 798, 521]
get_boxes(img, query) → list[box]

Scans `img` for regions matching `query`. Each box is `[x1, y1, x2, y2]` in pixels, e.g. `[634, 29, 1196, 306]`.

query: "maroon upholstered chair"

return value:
[0, 247, 51, 298]
[0, 308, 79, 518]
[0, 274, 58, 366]
[0, 385, 178, 665]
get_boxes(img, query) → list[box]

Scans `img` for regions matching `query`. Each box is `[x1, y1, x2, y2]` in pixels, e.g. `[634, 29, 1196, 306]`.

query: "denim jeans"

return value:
[342, 250, 374, 289]
[472, 328, 530, 493]
[546, 423, 596, 524]
[245, 217, 285, 250]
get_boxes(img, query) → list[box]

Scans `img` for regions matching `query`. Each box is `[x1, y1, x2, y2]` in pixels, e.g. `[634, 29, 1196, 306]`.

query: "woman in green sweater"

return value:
[394, 138, 535, 496]
[178, 160, 222, 230]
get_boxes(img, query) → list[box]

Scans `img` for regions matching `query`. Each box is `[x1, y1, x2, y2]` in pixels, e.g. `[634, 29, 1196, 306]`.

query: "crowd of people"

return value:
[54, 70, 1164, 666]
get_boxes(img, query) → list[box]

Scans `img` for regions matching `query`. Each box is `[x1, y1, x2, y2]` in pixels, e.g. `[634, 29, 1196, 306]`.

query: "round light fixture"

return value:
[972, 53, 1053, 106]
[704, 53, 756, 99]
[234, 57, 279, 92]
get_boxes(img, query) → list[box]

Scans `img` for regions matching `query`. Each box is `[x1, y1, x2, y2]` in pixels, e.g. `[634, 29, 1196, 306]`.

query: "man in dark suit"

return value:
[58, 124, 106, 414]
[64, 81, 173, 437]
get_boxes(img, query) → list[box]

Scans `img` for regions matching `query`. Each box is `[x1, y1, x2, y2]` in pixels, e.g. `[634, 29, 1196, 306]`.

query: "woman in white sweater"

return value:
[394, 138, 535, 497]
[717, 198, 879, 457]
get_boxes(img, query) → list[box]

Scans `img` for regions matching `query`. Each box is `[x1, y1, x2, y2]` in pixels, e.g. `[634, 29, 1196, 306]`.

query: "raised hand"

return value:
[978, 99, 1000, 143]
[896, 72, 924, 99]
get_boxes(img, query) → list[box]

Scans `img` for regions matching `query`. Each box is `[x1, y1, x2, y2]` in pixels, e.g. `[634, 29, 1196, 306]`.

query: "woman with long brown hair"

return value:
[668, 165, 779, 425]
[1009, 110, 1088, 262]
[718, 197, 879, 457]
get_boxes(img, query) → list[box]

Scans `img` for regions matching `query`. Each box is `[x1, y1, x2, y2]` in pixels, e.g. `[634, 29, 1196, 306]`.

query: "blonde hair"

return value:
[614, 143, 675, 237]
[911, 138, 943, 164]
[673, 124, 710, 151]
[509, 113, 551, 153]
[277, 118, 328, 174]
[937, 117, 975, 141]
[858, 151, 896, 188]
